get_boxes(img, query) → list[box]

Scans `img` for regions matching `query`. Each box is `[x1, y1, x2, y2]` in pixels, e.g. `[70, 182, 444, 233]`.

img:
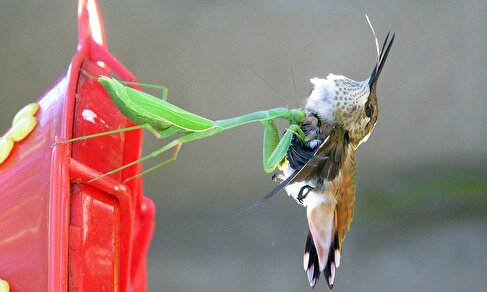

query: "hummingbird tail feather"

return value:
[305, 202, 338, 289]
[304, 231, 320, 288]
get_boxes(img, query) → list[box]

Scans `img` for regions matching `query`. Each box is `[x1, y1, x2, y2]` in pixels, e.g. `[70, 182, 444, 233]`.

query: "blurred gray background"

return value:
[1, 1, 486, 291]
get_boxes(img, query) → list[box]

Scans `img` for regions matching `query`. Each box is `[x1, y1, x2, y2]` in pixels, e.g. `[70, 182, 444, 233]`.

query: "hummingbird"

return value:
[265, 31, 394, 289]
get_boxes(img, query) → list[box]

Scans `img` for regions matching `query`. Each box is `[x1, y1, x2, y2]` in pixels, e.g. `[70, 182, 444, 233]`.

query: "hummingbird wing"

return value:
[292, 127, 348, 183]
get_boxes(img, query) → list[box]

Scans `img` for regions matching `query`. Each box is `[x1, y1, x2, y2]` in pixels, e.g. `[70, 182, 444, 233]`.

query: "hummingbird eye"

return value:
[365, 104, 373, 118]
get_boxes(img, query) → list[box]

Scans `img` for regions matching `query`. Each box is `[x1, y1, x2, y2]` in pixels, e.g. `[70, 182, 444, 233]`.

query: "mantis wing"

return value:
[99, 76, 215, 133]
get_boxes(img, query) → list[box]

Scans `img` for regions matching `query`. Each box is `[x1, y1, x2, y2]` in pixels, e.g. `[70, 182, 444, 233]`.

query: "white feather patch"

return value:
[335, 249, 341, 268]
[307, 268, 317, 287]
[305, 77, 340, 123]
[303, 252, 310, 271]
[281, 165, 333, 208]
[329, 262, 336, 286]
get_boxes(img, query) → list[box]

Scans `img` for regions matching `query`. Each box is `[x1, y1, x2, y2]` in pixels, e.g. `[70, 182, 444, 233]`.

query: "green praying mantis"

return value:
[57, 75, 306, 183]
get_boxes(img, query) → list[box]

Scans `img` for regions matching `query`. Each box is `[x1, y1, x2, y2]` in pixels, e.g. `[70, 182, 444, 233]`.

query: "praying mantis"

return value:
[58, 76, 306, 183]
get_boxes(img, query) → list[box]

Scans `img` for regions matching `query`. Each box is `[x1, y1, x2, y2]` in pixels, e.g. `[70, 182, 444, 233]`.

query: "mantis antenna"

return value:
[366, 14, 380, 63]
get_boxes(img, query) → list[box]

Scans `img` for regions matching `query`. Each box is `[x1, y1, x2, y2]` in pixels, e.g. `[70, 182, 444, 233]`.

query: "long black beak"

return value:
[369, 32, 395, 89]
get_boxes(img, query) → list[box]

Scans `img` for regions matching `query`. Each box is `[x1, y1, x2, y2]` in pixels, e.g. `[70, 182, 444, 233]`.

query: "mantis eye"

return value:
[365, 104, 373, 118]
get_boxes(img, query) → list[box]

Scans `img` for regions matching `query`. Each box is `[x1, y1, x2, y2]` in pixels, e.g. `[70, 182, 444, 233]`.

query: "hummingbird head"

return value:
[305, 32, 394, 148]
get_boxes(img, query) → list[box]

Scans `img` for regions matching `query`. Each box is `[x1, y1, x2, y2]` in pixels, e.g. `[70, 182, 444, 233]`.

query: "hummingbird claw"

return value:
[297, 185, 314, 204]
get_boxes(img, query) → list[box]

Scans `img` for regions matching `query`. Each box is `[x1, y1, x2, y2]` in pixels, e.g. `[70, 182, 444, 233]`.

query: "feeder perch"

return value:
[0, 1, 155, 291]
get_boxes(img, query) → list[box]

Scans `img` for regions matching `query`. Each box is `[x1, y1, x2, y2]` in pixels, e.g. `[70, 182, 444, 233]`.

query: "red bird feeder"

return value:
[0, 0, 155, 291]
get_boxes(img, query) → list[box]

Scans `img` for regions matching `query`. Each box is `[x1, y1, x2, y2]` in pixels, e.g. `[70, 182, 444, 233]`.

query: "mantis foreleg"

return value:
[262, 121, 305, 173]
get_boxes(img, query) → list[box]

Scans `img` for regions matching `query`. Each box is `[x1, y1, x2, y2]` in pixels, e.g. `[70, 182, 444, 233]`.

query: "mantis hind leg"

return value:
[120, 143, 182, 183]
[118, 80, 169, 101]
[87, 139, 181, 183]
[80, 69, 169, 100]
[88, 129, 216, 183]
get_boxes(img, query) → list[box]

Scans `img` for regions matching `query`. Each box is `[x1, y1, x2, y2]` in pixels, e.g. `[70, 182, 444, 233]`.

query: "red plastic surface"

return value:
[69, 184, 121, 291]
[0, 0, 155, 291]
[0, 76, 70, 291]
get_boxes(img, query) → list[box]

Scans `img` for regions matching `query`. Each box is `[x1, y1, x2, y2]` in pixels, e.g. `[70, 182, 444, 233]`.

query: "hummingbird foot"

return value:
[297, 185, 314, 204]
